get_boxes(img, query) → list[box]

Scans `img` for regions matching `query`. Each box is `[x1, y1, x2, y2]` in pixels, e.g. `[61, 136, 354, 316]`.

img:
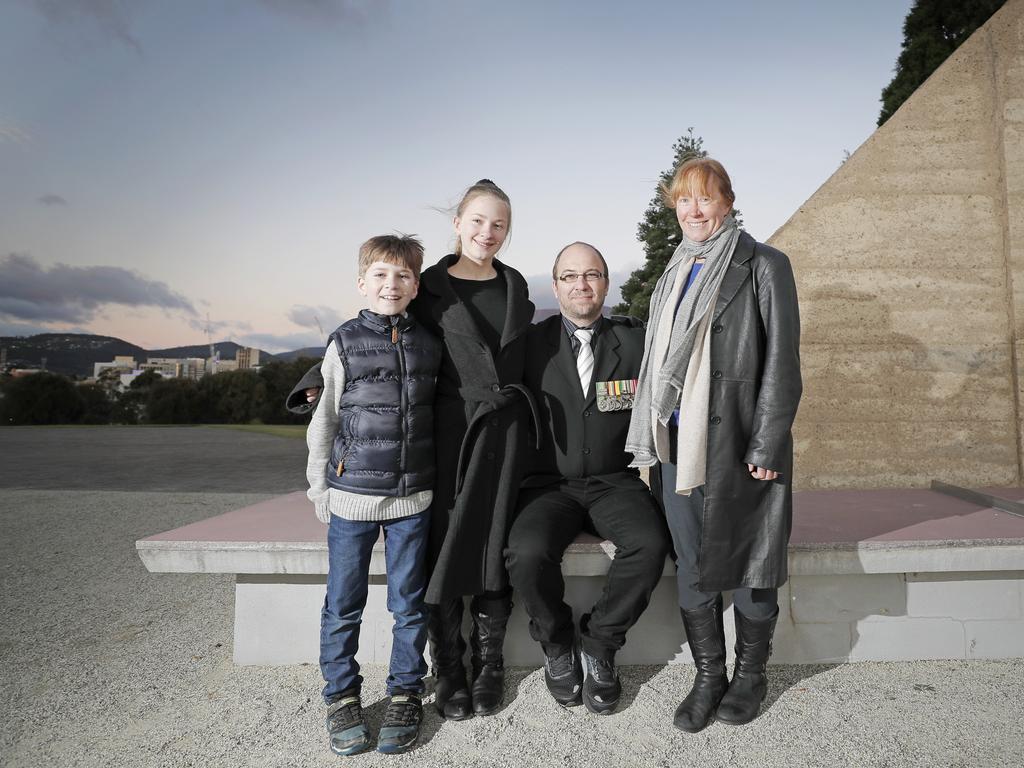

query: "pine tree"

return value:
[614, 129, 740, 320]
[878, 0, 1006, 126]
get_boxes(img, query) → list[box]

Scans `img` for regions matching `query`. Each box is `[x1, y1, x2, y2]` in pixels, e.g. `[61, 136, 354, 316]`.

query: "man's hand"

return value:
[306, 387, 321, 404]
[747, 464, 779, 481]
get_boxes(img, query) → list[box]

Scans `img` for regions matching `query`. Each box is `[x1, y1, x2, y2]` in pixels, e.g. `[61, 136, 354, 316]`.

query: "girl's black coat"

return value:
[413, 255, 535, 603]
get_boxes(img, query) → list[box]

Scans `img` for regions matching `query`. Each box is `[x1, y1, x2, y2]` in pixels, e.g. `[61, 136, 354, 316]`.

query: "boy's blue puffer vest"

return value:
[325, 309, 442, 496]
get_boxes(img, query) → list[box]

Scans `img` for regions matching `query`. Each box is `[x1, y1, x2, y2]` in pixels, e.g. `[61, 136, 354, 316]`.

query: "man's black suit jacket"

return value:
[522, 314, 647, 490]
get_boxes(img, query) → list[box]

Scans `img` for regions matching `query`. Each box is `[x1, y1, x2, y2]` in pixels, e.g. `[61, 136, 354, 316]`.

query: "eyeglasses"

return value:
[557, 271, 606, 283]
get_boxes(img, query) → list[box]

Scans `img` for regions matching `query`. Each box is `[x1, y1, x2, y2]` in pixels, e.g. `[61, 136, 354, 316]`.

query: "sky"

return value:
[0, 0, 913, 353]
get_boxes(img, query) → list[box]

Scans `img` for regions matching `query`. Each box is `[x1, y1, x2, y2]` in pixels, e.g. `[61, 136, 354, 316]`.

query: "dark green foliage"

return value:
[257, 357, 322, 424]
[192, 370, 264, 424]
[129, 368, 163, 390]
[111, 389, 145, 425]
[0, 355, 323, 426]
[78, 384, 114, 424]
[145, 379, 201, 423]
[878, 0, 1006, 126]
[0, 372, 85, 425]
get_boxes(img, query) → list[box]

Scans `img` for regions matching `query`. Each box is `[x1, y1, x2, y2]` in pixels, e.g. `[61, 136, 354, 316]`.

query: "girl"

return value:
[412, 180, 536, 720]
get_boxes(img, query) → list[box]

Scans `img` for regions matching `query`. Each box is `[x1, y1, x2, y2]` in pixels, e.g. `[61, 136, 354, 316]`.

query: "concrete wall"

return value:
[770, 0, 1024, 489]
[233, 570, 1024, 665]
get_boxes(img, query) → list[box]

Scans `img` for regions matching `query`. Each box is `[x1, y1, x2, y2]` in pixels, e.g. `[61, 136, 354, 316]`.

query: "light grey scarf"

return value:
[626, 216, 741, 475]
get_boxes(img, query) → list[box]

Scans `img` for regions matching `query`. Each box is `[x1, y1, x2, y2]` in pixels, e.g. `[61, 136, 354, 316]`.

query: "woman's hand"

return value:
[306, 387, 321, 404]
[747, 464, 779, 481]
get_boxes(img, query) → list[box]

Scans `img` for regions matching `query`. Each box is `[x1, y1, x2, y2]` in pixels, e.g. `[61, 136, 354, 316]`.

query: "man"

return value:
[504, 242, 669, 716]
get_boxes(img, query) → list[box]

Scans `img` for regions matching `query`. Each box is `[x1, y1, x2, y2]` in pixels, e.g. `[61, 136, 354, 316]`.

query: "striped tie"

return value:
[574, 328, 594, 395]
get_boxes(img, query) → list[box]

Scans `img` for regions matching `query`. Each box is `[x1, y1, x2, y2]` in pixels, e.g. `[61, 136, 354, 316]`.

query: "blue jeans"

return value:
[321, 509, 430, 701]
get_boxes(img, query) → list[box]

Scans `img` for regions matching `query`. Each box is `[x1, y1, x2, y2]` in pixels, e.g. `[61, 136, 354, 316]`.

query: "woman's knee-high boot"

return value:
[674, 595, 728, 733]
[427, 599, 472, 720]
[469, 593, 512, 716]
[715, 607, 778, 726]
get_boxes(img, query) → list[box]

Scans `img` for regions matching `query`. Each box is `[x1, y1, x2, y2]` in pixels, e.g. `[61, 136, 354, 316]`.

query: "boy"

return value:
[305, 234, 441, 756]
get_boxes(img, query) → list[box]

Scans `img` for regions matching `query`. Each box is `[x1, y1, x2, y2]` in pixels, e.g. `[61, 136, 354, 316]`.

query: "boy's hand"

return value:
[306, 387, 322, 404]
[314, 495, 331, 524]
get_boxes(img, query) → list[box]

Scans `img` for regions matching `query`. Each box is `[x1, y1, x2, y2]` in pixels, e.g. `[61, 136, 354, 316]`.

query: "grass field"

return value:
[4, 423, 308, 439]
[208, 423, 306, 439]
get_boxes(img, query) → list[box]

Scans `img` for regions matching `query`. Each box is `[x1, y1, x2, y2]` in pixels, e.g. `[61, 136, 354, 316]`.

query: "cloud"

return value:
[37, 194, 68, 206]
[0, 253, 196, 325]
[185, 315, 251, 337]
[0, 118, 33, 144]
[287, 304, 346, 334]
[237, 330, 323, 354]
[25, 0, 143, 53]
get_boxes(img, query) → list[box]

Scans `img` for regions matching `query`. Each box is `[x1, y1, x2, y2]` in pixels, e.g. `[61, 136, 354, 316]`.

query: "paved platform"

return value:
[137, 487, 1024, 665]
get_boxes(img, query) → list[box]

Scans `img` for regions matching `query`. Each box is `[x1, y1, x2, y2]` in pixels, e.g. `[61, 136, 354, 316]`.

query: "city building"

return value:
[93, 356, 137, 380]
[236, 347, 260, 370]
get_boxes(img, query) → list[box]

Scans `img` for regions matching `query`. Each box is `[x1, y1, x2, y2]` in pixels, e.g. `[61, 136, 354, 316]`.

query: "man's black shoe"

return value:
[543, 644, 583, 707]
[581, 650, 621, 715]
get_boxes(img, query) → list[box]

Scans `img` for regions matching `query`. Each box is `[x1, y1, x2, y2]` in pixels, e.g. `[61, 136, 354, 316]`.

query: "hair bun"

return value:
[476, 178, 495, 186]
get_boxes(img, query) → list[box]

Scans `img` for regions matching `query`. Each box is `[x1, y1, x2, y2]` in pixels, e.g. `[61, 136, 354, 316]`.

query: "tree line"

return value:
[0, 358, 319, 426]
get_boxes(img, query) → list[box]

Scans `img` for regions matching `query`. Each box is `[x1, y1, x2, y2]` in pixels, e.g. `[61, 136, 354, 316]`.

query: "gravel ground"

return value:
[1, 428, 1023, 767]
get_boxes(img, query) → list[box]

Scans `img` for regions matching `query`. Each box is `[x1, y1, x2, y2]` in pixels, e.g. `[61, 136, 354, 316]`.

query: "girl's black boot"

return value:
[468, 593, 512, 716]
[427, 599, 472, 720]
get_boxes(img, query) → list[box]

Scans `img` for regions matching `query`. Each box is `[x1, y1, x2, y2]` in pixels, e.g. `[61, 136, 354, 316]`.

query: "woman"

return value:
[288, 180, 535, 721]
[625, 158, 801, 732]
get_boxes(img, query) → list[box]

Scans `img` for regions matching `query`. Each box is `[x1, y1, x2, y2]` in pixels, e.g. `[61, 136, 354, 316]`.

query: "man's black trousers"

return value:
[504, 478, 669, 662]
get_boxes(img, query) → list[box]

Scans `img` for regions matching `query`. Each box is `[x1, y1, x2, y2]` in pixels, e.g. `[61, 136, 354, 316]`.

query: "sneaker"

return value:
[543, 644, 583, 707]
[581, 650, 621, 715]
[325, 690, 371, 756]
[376, 691, 423, 754]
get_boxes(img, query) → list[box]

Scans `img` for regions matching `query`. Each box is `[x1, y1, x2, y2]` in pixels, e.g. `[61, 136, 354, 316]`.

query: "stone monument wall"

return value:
[769, 0, 1024, 488]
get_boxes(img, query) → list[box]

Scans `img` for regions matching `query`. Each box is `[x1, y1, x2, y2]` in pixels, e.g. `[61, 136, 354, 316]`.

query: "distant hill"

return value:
[148, 341, 272, 362]
[0, 333, 148, 377]
[275, 346, 324, 362]
[0, 333, 272, 378]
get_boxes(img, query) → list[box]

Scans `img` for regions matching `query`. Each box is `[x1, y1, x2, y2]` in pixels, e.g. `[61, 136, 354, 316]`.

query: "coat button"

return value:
[490, 418, 499, 427]
[710, 415, 721, 425]
[491, 384, 501, 392]
[486, 451, 495, 460]
[712, 370, 722, 379]
[582, 448, 591, 455]
[712, 324, 723, 333]
[584, 410, 591, 417]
